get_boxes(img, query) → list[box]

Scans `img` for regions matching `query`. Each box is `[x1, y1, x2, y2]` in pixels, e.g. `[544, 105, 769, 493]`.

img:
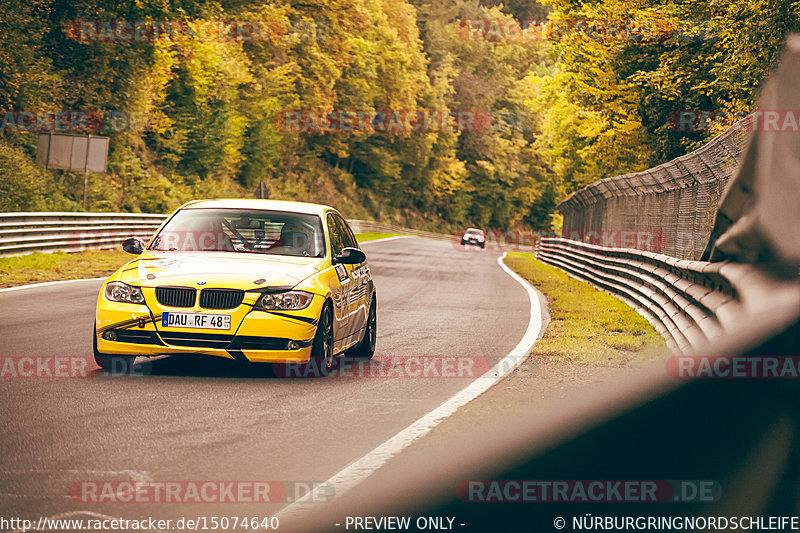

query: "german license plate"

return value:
[161, 312, 231, 330]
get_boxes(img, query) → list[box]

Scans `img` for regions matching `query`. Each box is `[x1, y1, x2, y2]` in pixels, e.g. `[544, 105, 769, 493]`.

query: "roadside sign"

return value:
[37, 133, 109, 172]
[36, 133, 110, 209]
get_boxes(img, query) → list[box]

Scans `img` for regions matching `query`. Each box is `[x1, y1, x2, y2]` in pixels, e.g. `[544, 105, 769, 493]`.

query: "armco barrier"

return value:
[0, 212, 168, 255]
[0, 213, 455, 256]
[535, 237, 800, 354]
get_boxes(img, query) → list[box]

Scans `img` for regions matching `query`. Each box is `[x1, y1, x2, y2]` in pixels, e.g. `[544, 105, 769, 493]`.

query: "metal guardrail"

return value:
[0, 212, 168, 255]
[535, 236, 800, 354]
[0, 213, 456, 256]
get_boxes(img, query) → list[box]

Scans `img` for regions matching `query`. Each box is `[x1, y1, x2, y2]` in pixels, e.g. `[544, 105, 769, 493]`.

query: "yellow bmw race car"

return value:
[94, 199, 376, 373]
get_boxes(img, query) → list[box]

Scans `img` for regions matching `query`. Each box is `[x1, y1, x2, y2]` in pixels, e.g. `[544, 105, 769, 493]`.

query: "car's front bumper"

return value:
[95, 294, 321, 364]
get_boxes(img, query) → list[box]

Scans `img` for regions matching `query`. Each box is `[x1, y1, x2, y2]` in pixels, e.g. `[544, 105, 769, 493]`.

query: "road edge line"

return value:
[0, 277, 106, 293]
[359, 235, 415, 245]
[276, 251, 543, 520]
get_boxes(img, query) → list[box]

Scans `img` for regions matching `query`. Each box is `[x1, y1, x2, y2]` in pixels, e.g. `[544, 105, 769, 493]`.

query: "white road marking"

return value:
[358, 235, 414, 245]
[0, 277, 105, 293]
[276, 252, 543, 520]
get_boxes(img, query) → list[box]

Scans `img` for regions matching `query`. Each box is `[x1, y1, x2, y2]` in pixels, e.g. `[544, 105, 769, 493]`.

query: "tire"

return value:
[480, 242, 485, 249]
[93, 325, 136, 373]
[310, 301, 334, 372]
[349, 297, 376, 360]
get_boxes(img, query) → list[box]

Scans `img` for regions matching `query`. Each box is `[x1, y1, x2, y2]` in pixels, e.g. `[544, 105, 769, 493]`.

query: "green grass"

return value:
[504, 252, 666, 366]
[0, 233, 406, 288]
[0, 249, 133, 287]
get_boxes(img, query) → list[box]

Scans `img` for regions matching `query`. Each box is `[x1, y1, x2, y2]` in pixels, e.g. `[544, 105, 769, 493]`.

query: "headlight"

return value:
[258, 291, 313, 311]
[104, 282, 146, 304]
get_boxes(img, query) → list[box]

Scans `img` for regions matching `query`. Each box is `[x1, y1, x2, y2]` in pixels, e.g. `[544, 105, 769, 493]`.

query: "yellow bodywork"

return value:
[95, 200, 371, 364]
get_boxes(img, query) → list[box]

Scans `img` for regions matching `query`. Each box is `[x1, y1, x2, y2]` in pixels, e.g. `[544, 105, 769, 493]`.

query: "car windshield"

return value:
[149, 208, 326, 257]
[465, 229, 483, 236]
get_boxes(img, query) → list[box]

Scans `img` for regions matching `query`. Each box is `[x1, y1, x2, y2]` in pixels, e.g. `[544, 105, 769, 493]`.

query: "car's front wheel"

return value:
[310, 301, 334, 371]
[93, 326, 136, 373]
[349, 297, 376, 359]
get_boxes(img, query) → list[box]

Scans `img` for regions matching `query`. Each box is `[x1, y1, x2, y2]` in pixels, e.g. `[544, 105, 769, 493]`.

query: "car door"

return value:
[327, 212, 351, 352]
[333, 214, 369, 342]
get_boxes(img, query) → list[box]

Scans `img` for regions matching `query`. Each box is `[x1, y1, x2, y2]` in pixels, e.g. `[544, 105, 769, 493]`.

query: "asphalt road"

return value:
[0, 237, 531, 530]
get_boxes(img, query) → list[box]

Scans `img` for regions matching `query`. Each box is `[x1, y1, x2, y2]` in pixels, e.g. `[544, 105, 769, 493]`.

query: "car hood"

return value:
[118, 251, 326, 290]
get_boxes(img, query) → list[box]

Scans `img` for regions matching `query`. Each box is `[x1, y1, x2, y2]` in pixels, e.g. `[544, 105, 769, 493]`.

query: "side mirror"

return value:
[122, 237, 146, 255]
[332, 247, 366, 265]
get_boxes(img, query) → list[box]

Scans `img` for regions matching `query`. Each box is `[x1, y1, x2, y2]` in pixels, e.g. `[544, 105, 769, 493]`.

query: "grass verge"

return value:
[504, 252, 666, 366]
[0, 249, 132, 288]
[0, 233, 405, 288]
